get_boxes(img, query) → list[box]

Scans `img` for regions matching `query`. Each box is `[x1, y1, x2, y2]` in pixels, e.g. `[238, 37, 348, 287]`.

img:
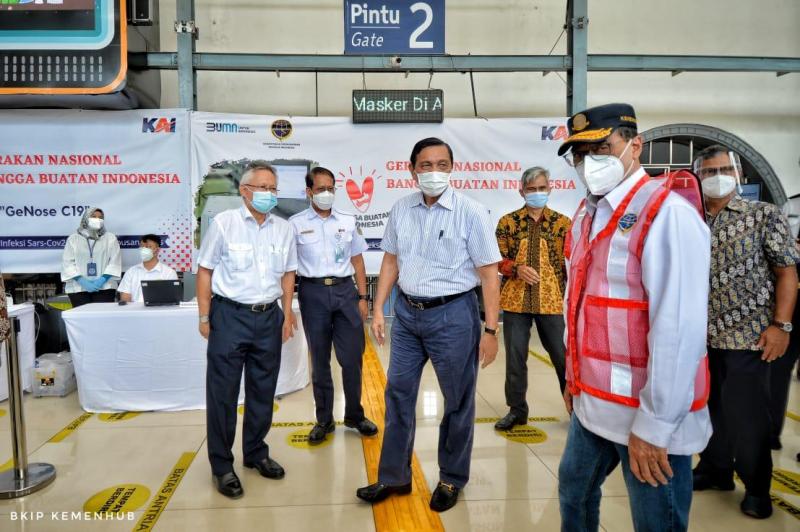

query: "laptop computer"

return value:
[141, 280, 183, 307]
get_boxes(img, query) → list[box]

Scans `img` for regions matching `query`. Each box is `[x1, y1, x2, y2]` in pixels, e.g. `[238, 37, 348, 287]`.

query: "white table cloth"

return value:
[62, 301, 309, 412]
[0, 303, 36, 401]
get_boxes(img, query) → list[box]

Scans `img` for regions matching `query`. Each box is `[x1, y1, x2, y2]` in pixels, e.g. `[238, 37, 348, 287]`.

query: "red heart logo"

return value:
[346, 176, 374, 212]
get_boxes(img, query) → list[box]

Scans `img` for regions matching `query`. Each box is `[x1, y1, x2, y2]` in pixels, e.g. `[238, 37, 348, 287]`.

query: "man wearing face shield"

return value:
[494, 166, 570, 431]
[196, 160, 298, 499]
[61, 207, 122, 308]
[289, 166, 378, 445]
[117, 234, 178, 303]
[692, 146, 799, 519]
[557, 104, 712, 532]
[356, 137, 501, 512]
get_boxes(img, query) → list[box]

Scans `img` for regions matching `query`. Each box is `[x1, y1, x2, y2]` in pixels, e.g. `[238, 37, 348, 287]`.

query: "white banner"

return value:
[191, 113, 584, 274]
[0, 109, 193, 274]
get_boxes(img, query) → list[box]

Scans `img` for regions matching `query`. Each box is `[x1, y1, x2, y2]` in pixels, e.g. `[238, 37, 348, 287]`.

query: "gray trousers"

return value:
[502, 311, 567, 419]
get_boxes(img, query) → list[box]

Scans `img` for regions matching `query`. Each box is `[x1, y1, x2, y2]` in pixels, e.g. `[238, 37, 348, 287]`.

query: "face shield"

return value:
[694, 150, 743, 199]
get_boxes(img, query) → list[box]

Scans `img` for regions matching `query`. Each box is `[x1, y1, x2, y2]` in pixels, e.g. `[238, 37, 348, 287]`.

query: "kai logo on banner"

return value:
[142, 117, 176, 133]
[541, 125, 568, 141]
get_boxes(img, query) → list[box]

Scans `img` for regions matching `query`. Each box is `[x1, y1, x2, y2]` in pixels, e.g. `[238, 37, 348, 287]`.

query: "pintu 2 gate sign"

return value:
[352, 90, 444, 123]
[344, 1, 445, 54]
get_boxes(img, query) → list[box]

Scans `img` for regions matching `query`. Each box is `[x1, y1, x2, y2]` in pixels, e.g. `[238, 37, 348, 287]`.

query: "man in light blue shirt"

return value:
[356, 137, 502, 513]
[196, 161, 297, 499]
[290, 166, 378, 445]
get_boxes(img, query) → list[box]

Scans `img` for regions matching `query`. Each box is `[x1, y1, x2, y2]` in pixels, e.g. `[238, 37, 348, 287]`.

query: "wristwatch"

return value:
[772, 320, 793, 333]
[483, 326, 499, 337]
[358, 294, 371, 301]
[199, 315, 209, 324]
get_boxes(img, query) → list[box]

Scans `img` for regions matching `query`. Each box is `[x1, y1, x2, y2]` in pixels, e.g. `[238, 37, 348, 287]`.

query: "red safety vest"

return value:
[564, 171, 709, 411]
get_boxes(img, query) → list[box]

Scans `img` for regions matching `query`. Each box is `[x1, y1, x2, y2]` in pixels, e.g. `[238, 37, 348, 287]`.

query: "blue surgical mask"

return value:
[525, 192, 549, 209]
[251, 191, 278, 214]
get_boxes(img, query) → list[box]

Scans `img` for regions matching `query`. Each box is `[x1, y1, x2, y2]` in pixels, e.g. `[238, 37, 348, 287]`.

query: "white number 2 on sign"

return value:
[409, 2, 434, 49]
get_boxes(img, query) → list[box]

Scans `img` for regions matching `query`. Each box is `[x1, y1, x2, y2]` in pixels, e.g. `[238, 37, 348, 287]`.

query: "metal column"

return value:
[0, 318, 56, 498]
[176, 0, 197, 110]
[566, 0, 588, 115]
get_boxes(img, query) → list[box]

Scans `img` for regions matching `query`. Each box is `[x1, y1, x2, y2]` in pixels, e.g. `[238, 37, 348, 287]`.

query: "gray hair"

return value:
[520, 166, 550, 189]
[241, 160, 278, 185]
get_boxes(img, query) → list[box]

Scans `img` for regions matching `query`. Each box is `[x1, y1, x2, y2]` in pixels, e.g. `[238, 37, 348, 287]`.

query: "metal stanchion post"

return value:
[0, 317, 56, 498]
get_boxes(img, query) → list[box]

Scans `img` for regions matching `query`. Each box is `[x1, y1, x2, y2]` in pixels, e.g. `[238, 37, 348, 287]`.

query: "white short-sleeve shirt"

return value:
[289, 207, 368, 278]
[197, 205, 297, 305]
[117, 261, 179, 303]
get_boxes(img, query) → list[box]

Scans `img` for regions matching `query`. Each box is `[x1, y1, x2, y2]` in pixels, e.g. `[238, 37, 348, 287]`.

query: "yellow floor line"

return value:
[528, 349, 554, 368]
[48, 412, 94, 443]
[786, 411, 800, 423]
[133, 451, 198, 531]
[361, 329, 444, 532]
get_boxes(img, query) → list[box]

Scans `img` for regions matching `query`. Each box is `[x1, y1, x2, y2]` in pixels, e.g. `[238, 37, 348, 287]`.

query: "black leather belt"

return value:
[299, 276, 349, 286]
[400, 290, 470, 311]
[212, 294, 277, 313]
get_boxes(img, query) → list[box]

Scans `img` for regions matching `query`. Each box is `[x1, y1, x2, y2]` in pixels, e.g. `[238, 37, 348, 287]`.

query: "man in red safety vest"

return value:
[557, 103, 712, 532]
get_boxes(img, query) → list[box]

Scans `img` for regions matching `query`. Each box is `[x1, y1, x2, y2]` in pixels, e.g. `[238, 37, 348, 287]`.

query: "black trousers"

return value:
[68, 289, 116, 307]
[698, 347, 772, 496]
[298, 279, 365, 425]
[206, 297, 282, 476]
[502, 311, 567, 419]
[769, 328, 800, 439]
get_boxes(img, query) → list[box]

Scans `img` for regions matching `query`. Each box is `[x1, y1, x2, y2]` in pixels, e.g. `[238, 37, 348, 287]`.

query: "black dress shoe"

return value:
[244, 457, 285, 479]
[345, 417, 379, 436]
[356, 482, 412, 503]
[213, 471, 244, 499]
[494, 412, 525, 431]
[308, 422, 336, 444]
[740, 493, 772, 519]
[770, 436, 782, 450]
[429, 482, 460, 512]
[692, 469, 734, 491]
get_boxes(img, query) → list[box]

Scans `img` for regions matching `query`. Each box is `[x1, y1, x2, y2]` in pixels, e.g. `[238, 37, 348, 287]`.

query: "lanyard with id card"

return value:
[334, 230, 346, 263]
[86, 237, 98, 277]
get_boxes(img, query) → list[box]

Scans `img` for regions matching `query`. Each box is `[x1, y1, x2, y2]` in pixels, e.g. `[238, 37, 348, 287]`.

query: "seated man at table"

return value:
[118, 234, 178, 303]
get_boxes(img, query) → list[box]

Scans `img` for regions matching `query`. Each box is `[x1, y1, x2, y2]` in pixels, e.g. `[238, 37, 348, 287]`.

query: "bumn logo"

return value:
[206, 122, 238, 133]
[142, 117, 176, 133]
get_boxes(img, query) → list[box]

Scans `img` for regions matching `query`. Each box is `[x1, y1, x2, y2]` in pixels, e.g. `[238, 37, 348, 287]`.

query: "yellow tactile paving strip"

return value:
[360, 329, 444, 532]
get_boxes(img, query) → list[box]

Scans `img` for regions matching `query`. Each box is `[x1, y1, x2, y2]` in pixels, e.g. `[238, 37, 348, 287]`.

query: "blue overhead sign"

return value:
[344, 1, 445, 55]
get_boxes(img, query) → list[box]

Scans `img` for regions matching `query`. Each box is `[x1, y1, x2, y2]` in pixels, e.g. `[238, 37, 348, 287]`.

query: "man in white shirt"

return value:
[118, 234, 178, 303]
[196, 161, 298, 499]
[289, 167, 378, 445]
[557, 104, 711, 532]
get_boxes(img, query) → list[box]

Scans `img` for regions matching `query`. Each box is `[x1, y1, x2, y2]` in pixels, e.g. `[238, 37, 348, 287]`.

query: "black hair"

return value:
[305, 166, 336, 189]
[141, 234, 161, 247]
[409, 137, 453, 167]
[614, 126, 638, 141]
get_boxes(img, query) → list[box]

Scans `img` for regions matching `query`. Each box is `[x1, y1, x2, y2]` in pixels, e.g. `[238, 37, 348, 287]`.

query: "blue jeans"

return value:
[377, 291, 481, 488]
[558, 415, 692, 532]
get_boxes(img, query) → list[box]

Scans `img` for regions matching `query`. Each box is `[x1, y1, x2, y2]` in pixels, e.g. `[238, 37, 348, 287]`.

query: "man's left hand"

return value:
[479, 333, 498, 369]
[756, 325, 789, 362]
[628, 433, 673, 487]
[358, 300, 369, 323]
[282, 312, 297, 344]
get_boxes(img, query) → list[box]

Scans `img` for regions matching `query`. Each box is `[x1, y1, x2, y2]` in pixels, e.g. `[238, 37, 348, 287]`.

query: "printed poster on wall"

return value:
[0, 109, 193, 274]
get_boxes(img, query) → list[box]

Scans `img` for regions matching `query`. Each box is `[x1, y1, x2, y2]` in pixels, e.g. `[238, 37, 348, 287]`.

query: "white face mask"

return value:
[575, 140, 634, 196]
[140, 247, 155, 262]
[701, 174, 737, 199]
[87, 217, 104, 230]
[312, 191, 335, 211]
[417, 171, 450, 197]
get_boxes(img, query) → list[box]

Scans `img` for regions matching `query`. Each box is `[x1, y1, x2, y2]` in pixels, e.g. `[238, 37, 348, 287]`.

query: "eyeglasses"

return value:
[244, 184, 278, 194]
[562, 142, 615, 167]
[697, 165, 737, 179]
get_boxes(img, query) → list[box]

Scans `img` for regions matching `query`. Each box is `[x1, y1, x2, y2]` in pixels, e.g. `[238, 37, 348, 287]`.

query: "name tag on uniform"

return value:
[300, 229, 314, 235]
